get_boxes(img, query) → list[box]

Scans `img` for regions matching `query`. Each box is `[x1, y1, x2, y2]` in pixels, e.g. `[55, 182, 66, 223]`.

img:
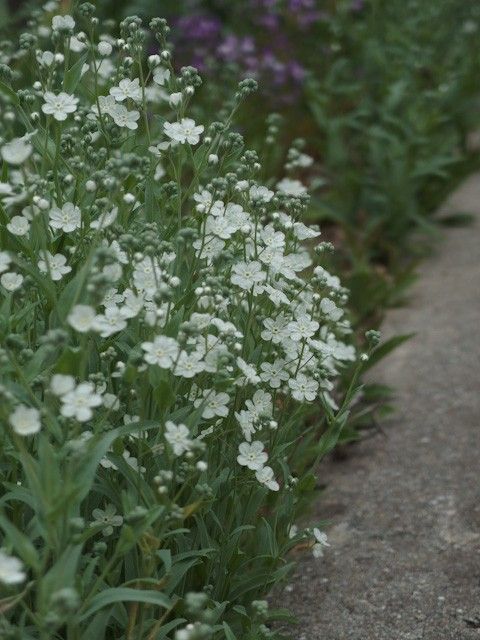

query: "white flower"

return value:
[293, 221, 320, 240]
[123, 449, 146, 473]
[110, 78, 142, 103]
[236, 357, 261, 385]
[96, 58, 115, 81]
[148, 142, 168, 158]
[9, 405, 41, 436]
[0, 550, 26, 585]
[91, 504, 123, 536]
[103, 393, 120, 410]
[324, 334, 356, 362]
[90, 207, 118, 230]
[260, 224, 285, 252]
[255, 466, 280, 491]
[98, 41, 113, 56]
[313, 528, 330, 547]
[94, 95, 116, 118]
[286, 252, 311, 272]
[37, 50, 55, 67]
[237, 441, 268, 471]
[0, 251, 11, 273]
[22, 203, 41, 219]
[42, 91, 78, 121]
[50, 374, 75, 396]
[231, 261, 266, 291]
[52, 14, 75, 30]
[93, 306, 127, 337]
[249, 185, 273, 202]
[103, 266, 122, 289]
[288, 314, 319, 341]
[320, 298, 343, 321]
[245, 390, 273, 418]
[174, 351, 205, 378]
[1, 272, 23, 292]
[276, 178, 307, 196]
[193, 236, 225, 261]
[236, 180, 249, 191]
[101, 288, 123, 308]
[288, 373, 319, 402]
[0, 183, 13, 198]
[205, 214, 237, 240]
[49, 202, 81, 233]
[121, 289, 143, 318]
[261, 315, 290, 344]
[194, 389, 230, 419]
[168, 92, 183, 107]
[193, 189, 213, 212]
[68, 305, 96, 332]
[6, 215, 30, 236]
[1, 137, 32, 165]
[312, 528, 330, 558]
[225, 202, 250, 227]
[165, 421, 192, 456]
[260, 359, 289, 389]
[108, 240, 129, 264]
[141, 335, 179, 368]
[164, 118, 204, 145]
[313, 266, 340, 290]
[132, 257, 163, 294]
[153, 67, 171, 85]
[235, 409, 256, 441]
[109, 105, 140, 130]
[38, 251, 71, 280]
[146, 84, 169, 104]
[70, 35, 86, 53]
[60, 382, 103, 422]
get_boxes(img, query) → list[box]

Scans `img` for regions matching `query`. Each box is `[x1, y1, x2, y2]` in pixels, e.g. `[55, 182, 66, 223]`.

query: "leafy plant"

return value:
[0, 5, 368, 638]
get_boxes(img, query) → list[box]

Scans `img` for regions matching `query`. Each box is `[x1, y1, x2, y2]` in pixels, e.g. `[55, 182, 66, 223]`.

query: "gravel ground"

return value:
[277, 174, 480, 639]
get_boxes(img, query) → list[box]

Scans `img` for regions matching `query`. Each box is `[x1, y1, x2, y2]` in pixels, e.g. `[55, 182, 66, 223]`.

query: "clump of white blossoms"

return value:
[0, 5, 359, 637]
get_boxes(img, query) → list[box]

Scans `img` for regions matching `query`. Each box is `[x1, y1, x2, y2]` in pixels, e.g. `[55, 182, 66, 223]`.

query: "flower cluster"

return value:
[0, 4, 356, 637]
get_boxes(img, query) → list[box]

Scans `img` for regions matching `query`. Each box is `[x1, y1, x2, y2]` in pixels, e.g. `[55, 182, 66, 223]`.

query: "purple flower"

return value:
[217, 35, 256, 63]
[287, 0, 322, 27]
[173, 13, 223, 70]
[175, 14, 222, 41]
[350, 0, 365, 13]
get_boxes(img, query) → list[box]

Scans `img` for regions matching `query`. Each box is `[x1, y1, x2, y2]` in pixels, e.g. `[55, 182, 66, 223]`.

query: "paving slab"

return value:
[279, 173, 480, 639]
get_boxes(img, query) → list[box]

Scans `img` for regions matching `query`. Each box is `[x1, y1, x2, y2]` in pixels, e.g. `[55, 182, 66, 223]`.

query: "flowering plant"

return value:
[0, 4, 362, 638]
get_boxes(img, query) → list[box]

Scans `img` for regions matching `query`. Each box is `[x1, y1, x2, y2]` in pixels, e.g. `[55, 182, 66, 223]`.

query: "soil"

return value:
[276, 173, 480, 639]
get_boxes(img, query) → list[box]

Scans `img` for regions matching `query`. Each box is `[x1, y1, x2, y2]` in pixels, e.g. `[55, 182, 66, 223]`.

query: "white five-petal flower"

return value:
[60, 382, 103, 422]
[49, 202, 81, 233]
[164, 118, 204, 145]
[110, 78, 142, 102]
[42, 91, 78, 121]
[38, 251, 71, 280]
[237, 441, 268, 471]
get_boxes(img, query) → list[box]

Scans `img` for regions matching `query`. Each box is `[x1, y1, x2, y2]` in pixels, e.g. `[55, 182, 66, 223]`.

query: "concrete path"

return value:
[281, 174, 480, 639]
